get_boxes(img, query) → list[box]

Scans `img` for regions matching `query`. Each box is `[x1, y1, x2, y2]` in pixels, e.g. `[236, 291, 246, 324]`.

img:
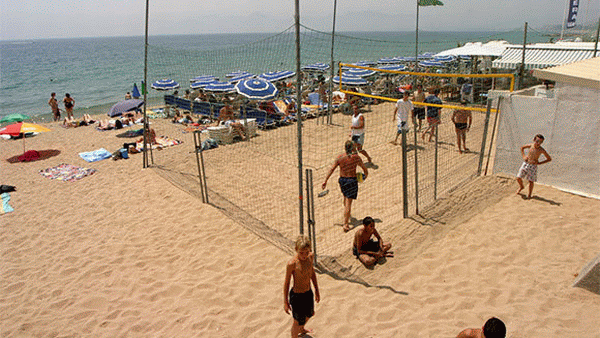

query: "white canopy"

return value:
[435, 41, 509, 57]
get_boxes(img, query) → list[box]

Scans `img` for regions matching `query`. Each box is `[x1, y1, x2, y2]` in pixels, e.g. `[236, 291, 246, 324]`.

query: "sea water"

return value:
[0, 30, 549, 120]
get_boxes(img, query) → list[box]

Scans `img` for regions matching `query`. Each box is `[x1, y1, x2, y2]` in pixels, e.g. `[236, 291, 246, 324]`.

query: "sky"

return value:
[1, 0, 599, 40]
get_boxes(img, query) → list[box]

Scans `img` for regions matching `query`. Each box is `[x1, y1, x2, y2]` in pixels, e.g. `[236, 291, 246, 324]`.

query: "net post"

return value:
[478, 98, 493, 176]
[485, 96, 503, 175]
[305, 169, 317, 265]
[401, 128, 408, 218]
[413, 120, 419, 215]
[194, 130, 206, 203]
[434, 122, 439, 200]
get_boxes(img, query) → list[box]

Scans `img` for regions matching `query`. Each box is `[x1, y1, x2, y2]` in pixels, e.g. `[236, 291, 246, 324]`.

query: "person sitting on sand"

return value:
[457, 317, 506, 338]
[353, 216, 392, 267]
[217, 100, 247, 140]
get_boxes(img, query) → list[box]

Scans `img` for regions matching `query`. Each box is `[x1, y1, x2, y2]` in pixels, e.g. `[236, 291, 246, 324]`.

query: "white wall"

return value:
[492, 83, 600, 198]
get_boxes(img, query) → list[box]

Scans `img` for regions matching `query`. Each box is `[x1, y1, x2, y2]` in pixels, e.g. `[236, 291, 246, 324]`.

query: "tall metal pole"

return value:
[413, 121, 419, 215]
[560, 0, 569, 41]
[295, 0, 304, 235]
[594, 16, 600, 57]
[518, 22, 528, 90]
[401, 129, 408, 218]
[414, 0, 420, 75]
[327, 0, 338, 125]
[142, 0, 150, 168]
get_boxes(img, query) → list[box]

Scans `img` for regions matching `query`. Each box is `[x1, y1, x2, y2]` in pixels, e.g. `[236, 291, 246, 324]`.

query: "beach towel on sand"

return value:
[79, 148, 112, 162]
[1, 193, 14, 214]
[39, 163, 97, 182]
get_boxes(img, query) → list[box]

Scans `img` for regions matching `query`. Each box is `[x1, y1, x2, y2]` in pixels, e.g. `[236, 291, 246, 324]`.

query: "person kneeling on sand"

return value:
[353, 216, 393, 267]
[457, 317, 506, 338]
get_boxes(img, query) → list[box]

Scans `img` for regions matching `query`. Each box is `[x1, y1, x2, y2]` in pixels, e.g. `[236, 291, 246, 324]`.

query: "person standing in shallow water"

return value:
[63, 93, 75, 120]
[48, 92, 60, 121]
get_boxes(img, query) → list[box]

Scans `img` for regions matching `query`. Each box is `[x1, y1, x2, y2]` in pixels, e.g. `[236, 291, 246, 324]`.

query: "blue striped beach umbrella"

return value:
[258, 70, 296, 82]
[226, 71, 251, 78]
[419, 61, 445, 67]
[376, 64, 407, 72]
[354, 61, 377, 67]
[235, 78, 278, 100]
[332, 74, 368, 86]
[190, 78, 218, 89]
[343, 68, 377, 78]
[378, 57, 405, 64]
[301, 62, 330, 72]
[228, 72, 255, 83]
[151, 79, 180, 91]
[203, 81, 236, 93]
[190, 75, 217, 83]
[433, 55, 455, 62]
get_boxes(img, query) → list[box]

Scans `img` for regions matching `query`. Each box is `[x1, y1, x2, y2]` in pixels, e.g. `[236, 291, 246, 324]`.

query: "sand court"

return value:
[1, 107, 599, 337]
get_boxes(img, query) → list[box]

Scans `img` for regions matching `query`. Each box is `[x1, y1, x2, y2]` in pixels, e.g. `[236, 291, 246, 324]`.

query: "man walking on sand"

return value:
[392, 91, 414, 145]
[322, 141, 368, 232]
[451, 100, 472, 154]
[422, 88, 442, 142]
[350, 105, 373, 164]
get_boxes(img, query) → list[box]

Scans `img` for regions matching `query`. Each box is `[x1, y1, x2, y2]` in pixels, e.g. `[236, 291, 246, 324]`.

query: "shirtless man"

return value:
[48, 92, 60, 121]
[457, 317, 506, 338]
[412, 84, 426, 131]
[322, 140, 368, 232]
[516, 134, 552, 198]
[217, 101, 247, 140]
[451, 100, 472, 154]
[353, 216, 392, 267]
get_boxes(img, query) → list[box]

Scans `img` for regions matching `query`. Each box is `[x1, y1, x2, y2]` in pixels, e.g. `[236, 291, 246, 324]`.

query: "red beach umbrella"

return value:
[0, 122, 51, 154]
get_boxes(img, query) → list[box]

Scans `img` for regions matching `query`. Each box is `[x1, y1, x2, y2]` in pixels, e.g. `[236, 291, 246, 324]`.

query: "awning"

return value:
[492, 47, 596, 70]
[533, 57, 600, 89]
[435, 41, 508, 57]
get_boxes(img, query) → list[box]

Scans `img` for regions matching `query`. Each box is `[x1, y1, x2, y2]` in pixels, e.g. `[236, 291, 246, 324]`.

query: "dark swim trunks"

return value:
[289, 289, 314, 325]
[353, 239, 380, 258]
[413, 107, 425, 120]
[454, 122, 468, 130]
[338, 176, 358, 199]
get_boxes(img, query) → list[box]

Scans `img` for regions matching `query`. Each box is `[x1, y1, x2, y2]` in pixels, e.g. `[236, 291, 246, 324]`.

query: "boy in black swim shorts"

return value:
[451, 100, 472, 154]
[284, 236, 320, 337]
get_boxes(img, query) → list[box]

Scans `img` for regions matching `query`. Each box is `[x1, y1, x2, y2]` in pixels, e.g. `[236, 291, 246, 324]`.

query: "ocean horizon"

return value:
[0, 29, 552, 120]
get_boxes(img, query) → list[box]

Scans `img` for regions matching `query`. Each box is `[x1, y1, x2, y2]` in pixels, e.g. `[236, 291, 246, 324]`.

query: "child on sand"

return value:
[456, 317, 506, 338]
[283, 236, 320, 337]
[516, 134, 552, 198]
[353, 216, 393, 267]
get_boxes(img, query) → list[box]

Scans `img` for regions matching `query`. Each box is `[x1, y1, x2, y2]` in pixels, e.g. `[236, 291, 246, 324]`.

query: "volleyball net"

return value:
[145, 24, 513, 279]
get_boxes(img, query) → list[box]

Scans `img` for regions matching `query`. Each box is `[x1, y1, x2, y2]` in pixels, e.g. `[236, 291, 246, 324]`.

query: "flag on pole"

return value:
[141, 80, 147, 95]
[419, 0, 444, 6]
[566, 0, 578, 28]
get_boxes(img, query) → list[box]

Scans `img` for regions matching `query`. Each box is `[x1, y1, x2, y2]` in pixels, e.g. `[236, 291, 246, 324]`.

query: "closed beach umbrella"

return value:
[0, 122, 51, 154]
[203, 81, 236, 93]
[0, 113, 30, 124]
[190, 78, 218, 89]
[151, 79, 180, 91]
[235, 78, 278, 100]
[132, 83, 141, 99]
[108, 99, 144, 117]
[333, 74, 368, 86]
[258, 70, 295, 82]
[301, 62, 330, 72]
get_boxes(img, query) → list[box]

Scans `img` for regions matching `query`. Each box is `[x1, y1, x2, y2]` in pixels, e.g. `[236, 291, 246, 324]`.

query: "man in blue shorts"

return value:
[322, 141, 368, 232]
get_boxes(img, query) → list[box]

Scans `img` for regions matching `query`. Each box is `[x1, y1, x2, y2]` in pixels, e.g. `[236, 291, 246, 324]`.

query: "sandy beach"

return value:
[2, 104, 599, 337]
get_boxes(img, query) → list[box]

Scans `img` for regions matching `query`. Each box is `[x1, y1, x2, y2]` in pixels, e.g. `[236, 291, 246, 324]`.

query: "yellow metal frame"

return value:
[336, 63, 514, 113]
